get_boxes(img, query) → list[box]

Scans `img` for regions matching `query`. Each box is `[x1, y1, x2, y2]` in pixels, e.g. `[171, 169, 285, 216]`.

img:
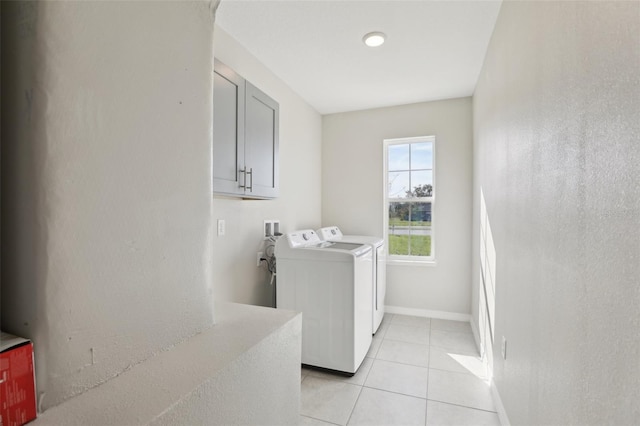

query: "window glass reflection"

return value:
[388, 171, 409, 198]
[388, 144, 410, 171]
[410, 142, 433, 170]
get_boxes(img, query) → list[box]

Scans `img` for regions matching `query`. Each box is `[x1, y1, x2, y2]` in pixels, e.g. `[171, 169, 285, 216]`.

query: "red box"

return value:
[1, 332, 37, 426]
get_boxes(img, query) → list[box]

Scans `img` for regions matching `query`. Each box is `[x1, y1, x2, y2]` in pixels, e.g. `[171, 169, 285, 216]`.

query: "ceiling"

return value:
[216, 0, 502, 115]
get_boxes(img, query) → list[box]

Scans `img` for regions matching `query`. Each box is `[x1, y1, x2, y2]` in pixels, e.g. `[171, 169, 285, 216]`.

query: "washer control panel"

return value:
[286, 229, 322, 248]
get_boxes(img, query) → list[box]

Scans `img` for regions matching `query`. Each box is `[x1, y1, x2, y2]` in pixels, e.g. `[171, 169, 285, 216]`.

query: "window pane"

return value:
[408, 171, 433, 198]
[388, 171, 409, 198]
[411, 202, 432, 225]
[388, 202, 409, 255]
[389, 202, 409, 225]
[388, 144, 409, 171]
[411, 142, 433, 170]
[388, 202, 432, 256]
[408, 202, 432, 256]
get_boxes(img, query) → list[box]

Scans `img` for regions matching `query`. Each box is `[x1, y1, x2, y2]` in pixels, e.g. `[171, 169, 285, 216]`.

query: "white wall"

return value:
[212, 26, 322, 307]
[1, 0, 219, 411]
[473, 1, 640, 424]
[322, 98, 473, 315]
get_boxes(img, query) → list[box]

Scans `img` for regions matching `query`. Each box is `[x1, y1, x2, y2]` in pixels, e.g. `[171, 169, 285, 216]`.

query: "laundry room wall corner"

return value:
[322, 98, 473, 315]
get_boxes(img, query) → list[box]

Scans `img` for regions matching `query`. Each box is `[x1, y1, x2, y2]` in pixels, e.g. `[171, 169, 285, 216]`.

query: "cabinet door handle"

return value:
[239, 168, 247, 189]
[239, 168, 253, 192]
[246, 167, 253, 192]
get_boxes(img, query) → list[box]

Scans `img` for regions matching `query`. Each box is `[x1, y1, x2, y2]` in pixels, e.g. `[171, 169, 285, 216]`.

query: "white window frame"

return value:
[383, 136, 436, 264]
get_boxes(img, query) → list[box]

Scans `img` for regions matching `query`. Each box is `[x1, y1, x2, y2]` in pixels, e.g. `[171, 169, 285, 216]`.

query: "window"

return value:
[384, 136, 435, 261]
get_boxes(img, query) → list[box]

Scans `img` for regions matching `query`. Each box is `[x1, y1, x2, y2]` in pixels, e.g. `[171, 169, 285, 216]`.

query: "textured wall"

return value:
[323, 98, 473, 315]
[1, 0, 219, 410]
[31, 304, 301, 425]
[152, 305, 302, 426]
[211, 26, 322, 307]
[472, 1, 640, 424]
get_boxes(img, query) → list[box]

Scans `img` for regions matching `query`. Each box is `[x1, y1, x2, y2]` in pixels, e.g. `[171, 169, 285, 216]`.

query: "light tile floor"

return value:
[300, 314, 500, 426]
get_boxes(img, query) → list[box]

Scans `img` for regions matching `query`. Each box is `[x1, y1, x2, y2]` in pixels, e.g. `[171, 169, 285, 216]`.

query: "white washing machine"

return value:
[317, 226, 386, 334]
[275, 229, 373, 375]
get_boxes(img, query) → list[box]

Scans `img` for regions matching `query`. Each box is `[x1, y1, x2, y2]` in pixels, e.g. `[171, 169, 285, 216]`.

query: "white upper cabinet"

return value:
[213, 59, 279, 199]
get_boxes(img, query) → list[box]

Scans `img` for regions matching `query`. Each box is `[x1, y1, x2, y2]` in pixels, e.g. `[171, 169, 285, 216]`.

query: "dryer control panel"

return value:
[317, 226, 343, 241]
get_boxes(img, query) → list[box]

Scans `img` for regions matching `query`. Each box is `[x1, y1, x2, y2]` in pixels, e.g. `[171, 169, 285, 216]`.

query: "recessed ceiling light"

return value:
[363, 32, 386, 47]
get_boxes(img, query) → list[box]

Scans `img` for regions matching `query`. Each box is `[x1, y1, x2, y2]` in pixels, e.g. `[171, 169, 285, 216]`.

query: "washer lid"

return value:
[340, 235, 384, 247]
[304, 241, 372, 257]
[329, 242, 363, 251]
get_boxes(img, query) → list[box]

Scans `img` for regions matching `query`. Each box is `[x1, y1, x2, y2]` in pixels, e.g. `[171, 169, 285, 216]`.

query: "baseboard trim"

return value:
[490, 380, 511, 426]
[385, 305, 471, 322]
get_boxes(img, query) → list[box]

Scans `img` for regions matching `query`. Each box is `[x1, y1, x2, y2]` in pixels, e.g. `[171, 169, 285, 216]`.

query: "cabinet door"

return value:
[213, 60, 245, 195]
[244, 82, 279, 198]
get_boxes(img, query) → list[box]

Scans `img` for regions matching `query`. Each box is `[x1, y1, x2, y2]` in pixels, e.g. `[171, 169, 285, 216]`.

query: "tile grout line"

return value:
[344, 384, 363, 426]
[300, 374, 361, 425]
[424, 398, 499, 414]
[425, 318, 432, 426]
[373, 357, 429, 369]
[360, 384, 427, 401]
[383, 336, 430, 346]
[300, 414, 344, 426]
[343, 321, 389, 426]
[349, 314, 424, 425]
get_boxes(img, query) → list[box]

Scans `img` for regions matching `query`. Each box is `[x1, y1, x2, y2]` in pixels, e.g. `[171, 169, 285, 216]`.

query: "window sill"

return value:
[387, 259, 437, 267]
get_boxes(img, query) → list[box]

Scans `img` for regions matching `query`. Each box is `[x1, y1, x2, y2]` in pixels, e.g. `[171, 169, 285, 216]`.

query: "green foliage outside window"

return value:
[389, 235, 431, 256]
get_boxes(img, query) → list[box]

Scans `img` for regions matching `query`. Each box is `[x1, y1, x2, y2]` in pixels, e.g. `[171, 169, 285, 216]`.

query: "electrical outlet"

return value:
[257, 252, 263, 267]
[501, 336, 507, 360]
[217, 219, 225, 236]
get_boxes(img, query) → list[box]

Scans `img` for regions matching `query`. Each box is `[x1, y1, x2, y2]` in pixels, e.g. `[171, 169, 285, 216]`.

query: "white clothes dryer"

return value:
[317, 226, 386, 334]
[275, 229, 373, 375]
